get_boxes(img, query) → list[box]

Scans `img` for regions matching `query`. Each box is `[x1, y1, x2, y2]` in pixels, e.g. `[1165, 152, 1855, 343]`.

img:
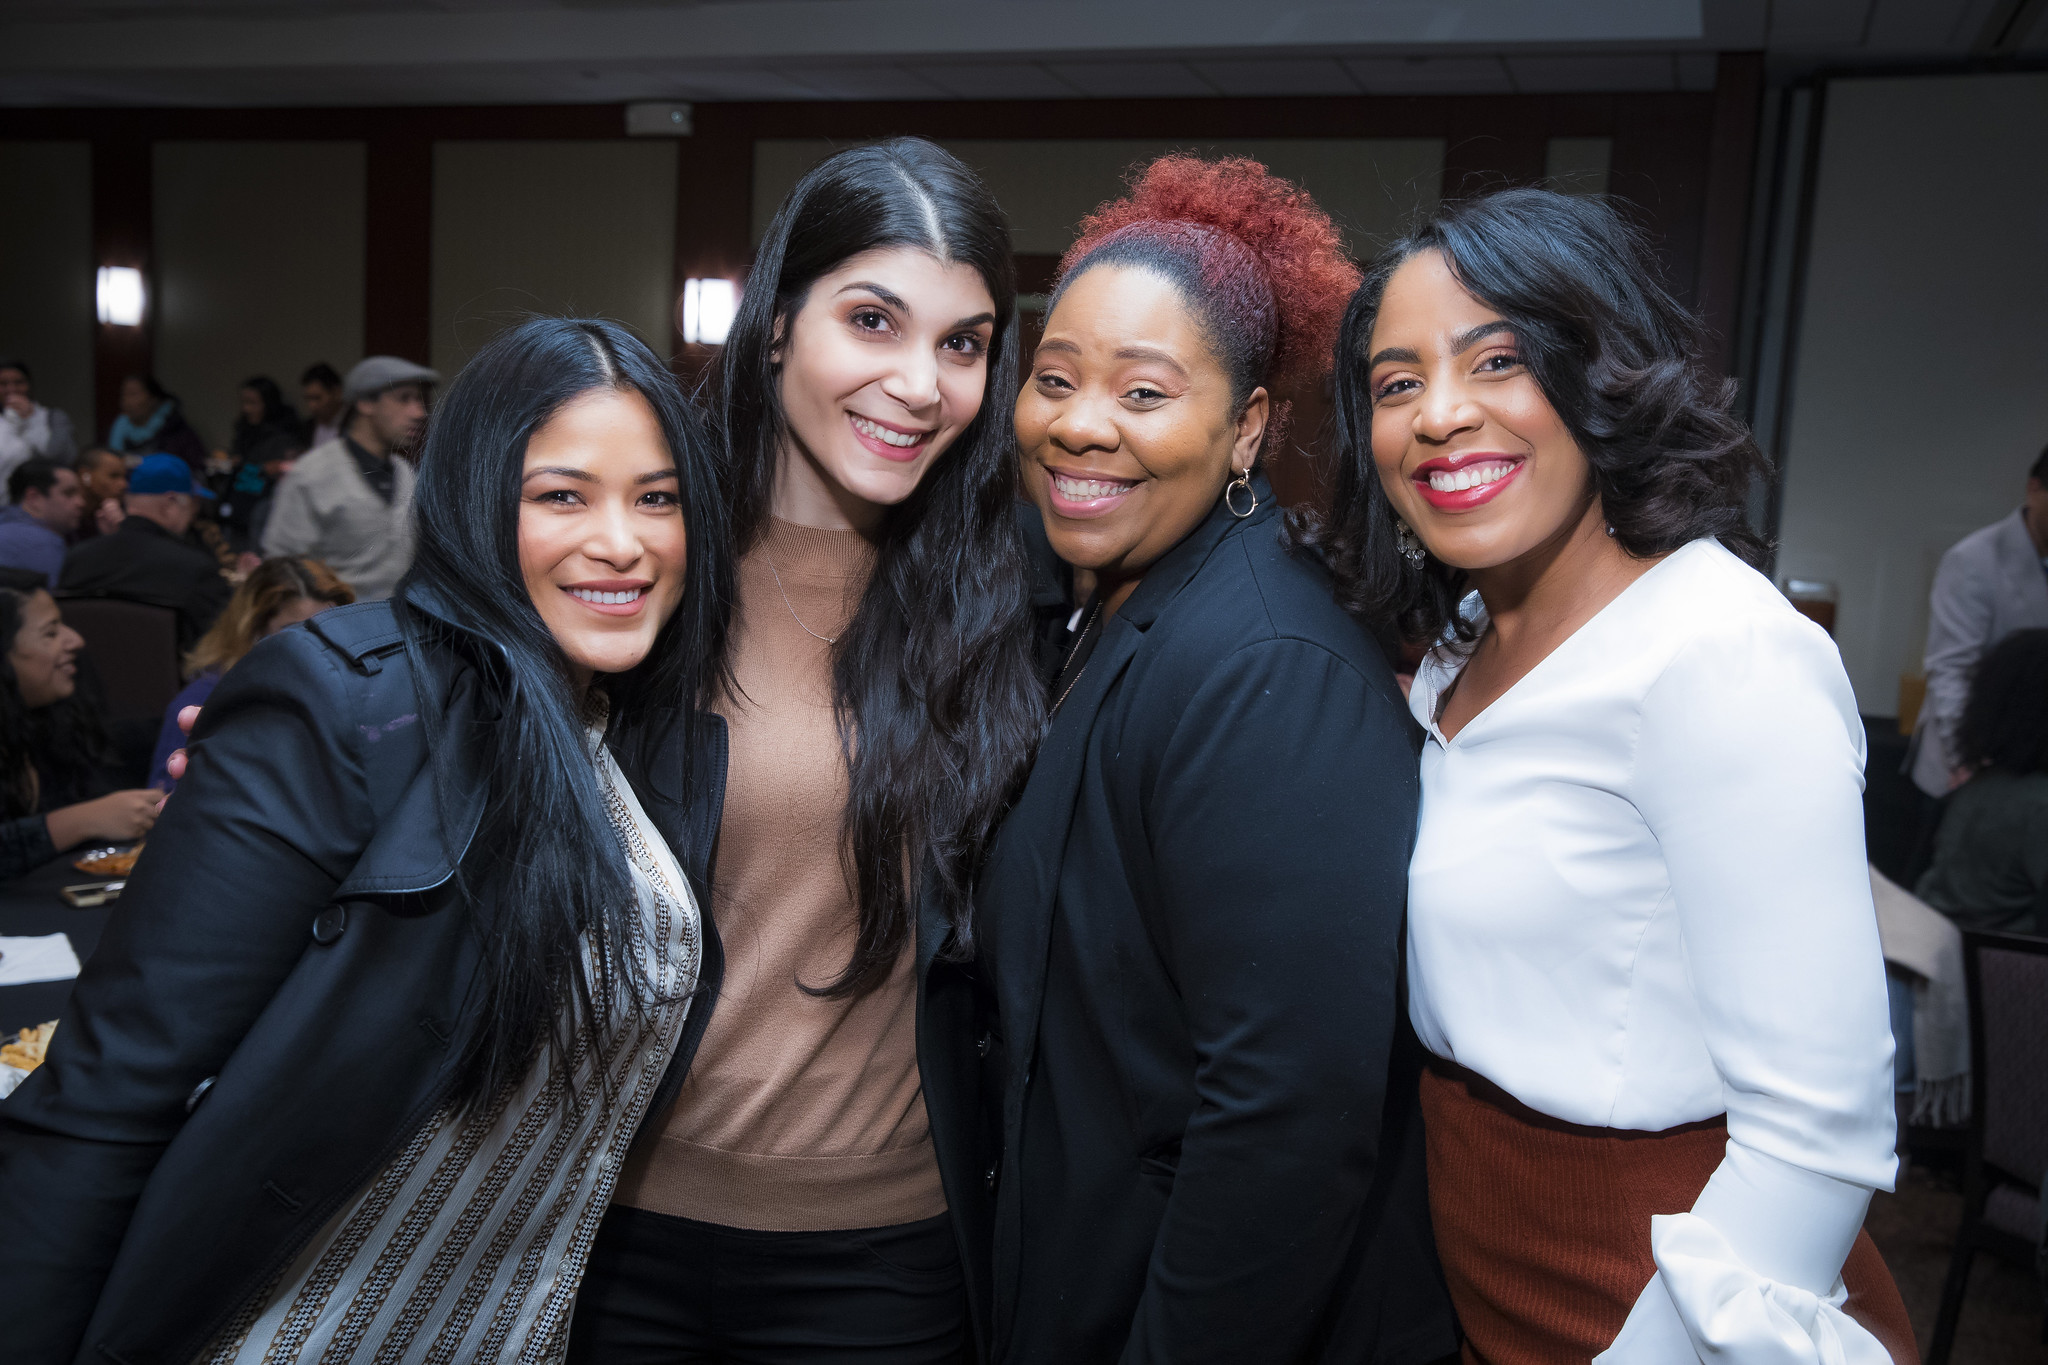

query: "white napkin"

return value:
[0, 933, 81, 985]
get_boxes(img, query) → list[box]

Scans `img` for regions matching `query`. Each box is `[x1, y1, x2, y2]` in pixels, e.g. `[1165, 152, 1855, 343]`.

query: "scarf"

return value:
[109, 400, 173, 453]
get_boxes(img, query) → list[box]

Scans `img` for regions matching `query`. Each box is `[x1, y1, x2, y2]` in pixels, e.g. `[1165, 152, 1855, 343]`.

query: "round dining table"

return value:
[0, 855, 116, 1036]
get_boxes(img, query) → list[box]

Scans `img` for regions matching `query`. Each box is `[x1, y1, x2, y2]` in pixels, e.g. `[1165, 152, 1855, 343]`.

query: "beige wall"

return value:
[154, 141, 366, 452]
[0, 142, 94, 443]
[1776, 72, 2048, 716]
[430, 140, 679, 378]
[754, 138, 1444, 258]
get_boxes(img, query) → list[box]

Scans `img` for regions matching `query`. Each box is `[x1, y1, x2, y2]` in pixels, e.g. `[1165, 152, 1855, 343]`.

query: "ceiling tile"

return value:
[1767, 0, 1876, 47]
[1700, 0, 1771, 47]
[1044, 61, 1218, 98]
[1865, 0, 1989, 49]
[769, 63, 951, 100]
[915, 62, 1079, 100]
[1185, 58, 1359, 97]
[1342, 55, 1514, 94]
[1505, 54, 1679, 92]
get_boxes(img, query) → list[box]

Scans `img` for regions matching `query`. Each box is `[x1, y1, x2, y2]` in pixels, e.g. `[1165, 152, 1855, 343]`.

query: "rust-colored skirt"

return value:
[1420, 1058, 1919, 1365]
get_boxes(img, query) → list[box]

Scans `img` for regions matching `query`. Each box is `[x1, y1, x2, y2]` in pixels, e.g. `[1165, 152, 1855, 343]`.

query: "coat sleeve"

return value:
[1919, 538, 1995, 781]
[1121, 637, 1419, 1365]
[46, 410, 77, 466]
[0, 813, 57, 882]
[260, 467, 319, 558]
[0, 627, 374, 1364]
[1600, 609, 1897, 1364]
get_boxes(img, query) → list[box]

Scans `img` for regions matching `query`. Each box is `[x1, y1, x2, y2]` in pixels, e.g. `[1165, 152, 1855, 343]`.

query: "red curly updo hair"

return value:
[1053, 155, 1360, 457]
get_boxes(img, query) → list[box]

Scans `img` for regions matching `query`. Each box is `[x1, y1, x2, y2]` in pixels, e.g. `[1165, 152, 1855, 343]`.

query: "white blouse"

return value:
[1407, 538, 1899, 1364]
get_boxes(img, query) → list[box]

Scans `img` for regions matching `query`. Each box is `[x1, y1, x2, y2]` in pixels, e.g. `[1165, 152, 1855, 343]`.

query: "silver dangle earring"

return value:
[1395, 517, 1427, 566]
[1225, 465, 1258, 518]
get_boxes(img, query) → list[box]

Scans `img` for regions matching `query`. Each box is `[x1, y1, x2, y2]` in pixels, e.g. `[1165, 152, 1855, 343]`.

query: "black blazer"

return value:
[58, 514, 233, 650]
[963, 482, 1456, 1365]
[0, 591, 997, 1364]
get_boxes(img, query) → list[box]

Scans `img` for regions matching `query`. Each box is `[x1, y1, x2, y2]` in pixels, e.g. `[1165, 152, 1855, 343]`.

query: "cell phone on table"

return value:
[60, 880, 124, 908]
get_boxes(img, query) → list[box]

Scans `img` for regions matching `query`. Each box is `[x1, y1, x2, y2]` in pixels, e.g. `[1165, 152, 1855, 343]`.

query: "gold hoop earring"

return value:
[1225, 466, 1258, 518]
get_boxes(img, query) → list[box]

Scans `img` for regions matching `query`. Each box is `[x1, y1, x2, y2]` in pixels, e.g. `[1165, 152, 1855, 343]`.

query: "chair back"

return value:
[1963, 929, 2048, 1187]
[54, 596, 182, 726]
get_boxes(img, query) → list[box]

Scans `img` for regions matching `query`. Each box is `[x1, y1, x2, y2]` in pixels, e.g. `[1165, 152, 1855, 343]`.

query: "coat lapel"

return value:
[986, 614, 1142, 1109]
[986, 477, 1276, 1105]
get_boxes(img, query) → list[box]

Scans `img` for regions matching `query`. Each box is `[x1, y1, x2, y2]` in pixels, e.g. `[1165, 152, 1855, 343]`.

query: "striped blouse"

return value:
[198, 726, 701, 1365]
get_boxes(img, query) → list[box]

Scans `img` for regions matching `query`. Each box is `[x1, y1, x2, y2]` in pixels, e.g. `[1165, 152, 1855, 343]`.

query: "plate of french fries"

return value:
[75, 844, 141, 877]
[0, 1020, 55, 1098]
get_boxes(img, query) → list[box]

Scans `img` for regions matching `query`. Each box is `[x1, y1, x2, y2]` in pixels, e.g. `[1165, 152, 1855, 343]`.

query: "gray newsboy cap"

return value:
[343, 356, 440, 405]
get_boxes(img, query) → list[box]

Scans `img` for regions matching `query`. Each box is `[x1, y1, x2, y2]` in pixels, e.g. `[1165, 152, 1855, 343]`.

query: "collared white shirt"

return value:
[1407, 538, 1898, 1363]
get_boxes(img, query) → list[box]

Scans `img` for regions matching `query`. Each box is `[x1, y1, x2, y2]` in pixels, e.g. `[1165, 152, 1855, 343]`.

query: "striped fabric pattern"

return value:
[200, 731, 702, 1365]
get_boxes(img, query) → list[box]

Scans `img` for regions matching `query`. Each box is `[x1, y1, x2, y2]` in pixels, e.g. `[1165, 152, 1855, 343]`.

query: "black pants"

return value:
[568, 1205, 971, 1364]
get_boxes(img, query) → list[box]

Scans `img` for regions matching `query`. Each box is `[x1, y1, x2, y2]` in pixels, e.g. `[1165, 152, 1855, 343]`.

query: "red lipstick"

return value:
[1412, 452, 1525, 511]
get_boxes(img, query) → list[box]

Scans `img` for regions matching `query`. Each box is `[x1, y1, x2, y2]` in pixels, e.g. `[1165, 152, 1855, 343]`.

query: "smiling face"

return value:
[8, 591, 82, 709]
[1366, 250, 1594, 575]
[518, 387, 689, 689]
[1017, 264, 1267, 612]
[771, 246, 996, 531]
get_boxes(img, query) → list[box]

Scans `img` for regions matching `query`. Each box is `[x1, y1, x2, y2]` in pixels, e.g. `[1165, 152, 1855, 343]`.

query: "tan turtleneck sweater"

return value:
[612, 517, 946, 1232]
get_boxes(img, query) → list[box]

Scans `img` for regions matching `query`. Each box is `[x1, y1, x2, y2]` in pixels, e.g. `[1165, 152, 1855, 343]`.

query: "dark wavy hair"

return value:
[1290, 187, 1770, 646]
[710, 136, 1042, 996]
[400, 316, 730, 1109]
[1957, 628, 2048, 777]
[232, 375, 299, 457]
[0, 587, 114, 819]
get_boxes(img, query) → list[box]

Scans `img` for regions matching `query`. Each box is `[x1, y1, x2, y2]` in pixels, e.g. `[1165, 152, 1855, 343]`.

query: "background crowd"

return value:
[0, 352, 431, 876]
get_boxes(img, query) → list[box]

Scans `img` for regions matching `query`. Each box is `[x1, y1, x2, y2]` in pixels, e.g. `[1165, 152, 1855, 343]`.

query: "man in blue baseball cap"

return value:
[60, 453, 232, 649]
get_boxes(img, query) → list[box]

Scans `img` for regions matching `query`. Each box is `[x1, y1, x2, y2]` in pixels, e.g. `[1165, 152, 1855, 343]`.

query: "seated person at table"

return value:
[1916, 627, 2048, 935]
[70, 446, 128, 545]
[147, 555, 353, 791]
[0, 459, 85, 586]
[0, 586, 159, 880]
[58, 453, 233, 651]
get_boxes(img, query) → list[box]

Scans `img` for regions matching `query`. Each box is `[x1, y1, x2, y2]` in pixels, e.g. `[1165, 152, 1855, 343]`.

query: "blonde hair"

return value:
[185, 557, 354, 678]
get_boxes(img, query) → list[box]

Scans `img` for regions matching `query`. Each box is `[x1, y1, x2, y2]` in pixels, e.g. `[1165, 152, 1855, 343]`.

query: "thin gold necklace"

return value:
[764, 551, 840, 645]
[1050, 598, 1104, 715]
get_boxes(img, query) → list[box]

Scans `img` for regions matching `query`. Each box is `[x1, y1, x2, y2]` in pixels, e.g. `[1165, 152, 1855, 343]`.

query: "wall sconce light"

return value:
[96, 267, 146, 326]
[681, 278, 737, 346]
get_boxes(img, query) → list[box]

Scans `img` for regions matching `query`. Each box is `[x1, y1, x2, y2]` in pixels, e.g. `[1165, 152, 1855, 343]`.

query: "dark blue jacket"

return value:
[968, 482, 1455, 1365]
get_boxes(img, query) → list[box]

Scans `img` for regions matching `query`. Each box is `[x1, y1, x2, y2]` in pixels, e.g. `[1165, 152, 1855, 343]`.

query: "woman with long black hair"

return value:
[571, 137, 1043, 1361]
[1301, 187, 1915, 1362]
[0, 316, 730, 1363]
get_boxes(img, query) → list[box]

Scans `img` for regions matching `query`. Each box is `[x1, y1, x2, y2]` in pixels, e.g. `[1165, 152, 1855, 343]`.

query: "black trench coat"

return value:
[962, 482, 1456, 1365]
[0, 589, 998, 1365]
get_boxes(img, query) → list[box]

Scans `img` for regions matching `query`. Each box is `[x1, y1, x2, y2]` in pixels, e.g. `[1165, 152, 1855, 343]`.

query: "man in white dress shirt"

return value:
[1911, 445, 2048, 796]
